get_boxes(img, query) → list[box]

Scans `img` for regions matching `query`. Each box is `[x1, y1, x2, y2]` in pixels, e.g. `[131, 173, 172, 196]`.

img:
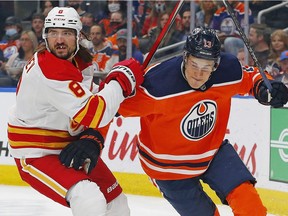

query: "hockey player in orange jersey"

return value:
[7, 7, 144, 216]
[114, 27, 288, 215]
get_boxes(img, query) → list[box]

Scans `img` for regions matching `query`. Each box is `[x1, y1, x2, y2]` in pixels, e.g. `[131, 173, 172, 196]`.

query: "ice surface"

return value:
[0, 185, 273, 216]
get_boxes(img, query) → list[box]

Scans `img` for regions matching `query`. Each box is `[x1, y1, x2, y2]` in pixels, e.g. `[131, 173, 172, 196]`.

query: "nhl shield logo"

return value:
[181, 100, 217, 141]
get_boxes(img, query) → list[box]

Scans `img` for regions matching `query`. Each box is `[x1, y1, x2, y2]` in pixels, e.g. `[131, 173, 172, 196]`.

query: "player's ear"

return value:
[183, 51, 188, 64]
[212, 57, 221, 71]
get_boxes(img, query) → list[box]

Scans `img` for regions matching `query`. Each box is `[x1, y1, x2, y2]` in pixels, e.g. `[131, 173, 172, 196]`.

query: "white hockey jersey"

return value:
[8, 50, 124, 159]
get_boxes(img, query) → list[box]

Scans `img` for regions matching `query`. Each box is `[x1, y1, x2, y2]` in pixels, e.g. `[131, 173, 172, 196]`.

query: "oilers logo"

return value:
[181, 100, 217, 140]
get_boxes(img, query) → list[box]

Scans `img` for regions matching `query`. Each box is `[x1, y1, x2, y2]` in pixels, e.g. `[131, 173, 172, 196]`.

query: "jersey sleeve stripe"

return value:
[73, 95, 106, 128]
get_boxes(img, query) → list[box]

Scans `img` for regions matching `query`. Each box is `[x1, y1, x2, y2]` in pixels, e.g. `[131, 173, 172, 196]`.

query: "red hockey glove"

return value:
[59, 129, 104, 174]
[100, 58, 144, 97]
[254, 79, 288, 108]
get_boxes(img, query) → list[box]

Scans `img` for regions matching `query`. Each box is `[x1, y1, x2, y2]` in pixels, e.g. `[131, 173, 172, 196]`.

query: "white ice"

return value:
[0, 185, 272, 216]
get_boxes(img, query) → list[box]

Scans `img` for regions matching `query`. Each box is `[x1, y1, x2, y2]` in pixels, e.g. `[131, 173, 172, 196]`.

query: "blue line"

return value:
[0, 89, 254, 99]
[232, 95, 253, 99]
[0, 88, 16, 93]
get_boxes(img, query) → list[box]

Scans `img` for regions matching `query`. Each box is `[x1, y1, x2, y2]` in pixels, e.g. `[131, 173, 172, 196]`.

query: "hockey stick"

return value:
[222, 0, 272, 92]
[142, 0, 184, 69]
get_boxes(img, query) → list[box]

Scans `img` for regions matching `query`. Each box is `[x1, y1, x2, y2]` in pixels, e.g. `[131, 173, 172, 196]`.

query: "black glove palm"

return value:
[59, 129, 104, 174]
[254, 80, 288, 108]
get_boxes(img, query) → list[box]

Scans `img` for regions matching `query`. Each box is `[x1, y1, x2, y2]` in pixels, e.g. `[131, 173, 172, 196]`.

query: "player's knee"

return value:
[66, 180, 107, 216]
[226, 181, 267, 216]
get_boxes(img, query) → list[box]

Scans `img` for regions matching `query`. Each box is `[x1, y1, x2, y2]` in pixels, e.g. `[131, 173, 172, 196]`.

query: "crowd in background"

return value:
[0, 0, 288, 87]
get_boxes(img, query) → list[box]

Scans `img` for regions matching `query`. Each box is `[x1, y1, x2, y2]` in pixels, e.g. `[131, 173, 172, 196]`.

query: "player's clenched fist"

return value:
[254, 79, 288, 108]
[59, 129, 104, 174]
[101, 58, 144, 97]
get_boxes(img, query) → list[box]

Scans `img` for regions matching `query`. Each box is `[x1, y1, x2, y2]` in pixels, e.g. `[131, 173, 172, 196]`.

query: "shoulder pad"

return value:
[38, 51, 83, 82]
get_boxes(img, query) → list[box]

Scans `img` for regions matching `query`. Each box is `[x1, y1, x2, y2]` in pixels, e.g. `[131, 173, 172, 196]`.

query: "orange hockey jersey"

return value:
[119, 53, 268, 180]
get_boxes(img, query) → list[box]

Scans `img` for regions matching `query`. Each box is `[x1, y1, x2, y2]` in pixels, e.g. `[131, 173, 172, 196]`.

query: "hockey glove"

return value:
[254, 80, 288, 108]
[59, 128, 104, 174]
[100, 58, 144, 97]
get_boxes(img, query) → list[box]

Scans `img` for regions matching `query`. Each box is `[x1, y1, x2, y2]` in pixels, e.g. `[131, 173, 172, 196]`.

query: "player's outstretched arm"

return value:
[253, 79, 288, 108]
[100, 58, 144, 97]
[59, 128, 104, 174]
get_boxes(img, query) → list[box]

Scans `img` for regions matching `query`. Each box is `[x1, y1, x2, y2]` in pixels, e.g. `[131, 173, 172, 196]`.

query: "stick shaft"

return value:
[142, 0, 184, 69]
[222, 0, 272, 91]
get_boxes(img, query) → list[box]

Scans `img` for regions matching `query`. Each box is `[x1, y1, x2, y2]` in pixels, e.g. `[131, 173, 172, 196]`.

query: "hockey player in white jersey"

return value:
[7, 7, 143, 216]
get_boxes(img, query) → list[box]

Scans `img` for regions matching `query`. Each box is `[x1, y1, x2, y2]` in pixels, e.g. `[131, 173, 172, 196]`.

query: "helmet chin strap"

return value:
[68, 34, 80, 60]
[181, 52, 188, 80]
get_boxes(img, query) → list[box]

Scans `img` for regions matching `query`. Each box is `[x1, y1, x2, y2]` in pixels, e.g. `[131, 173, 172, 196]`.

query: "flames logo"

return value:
[181, 100, 217, 140]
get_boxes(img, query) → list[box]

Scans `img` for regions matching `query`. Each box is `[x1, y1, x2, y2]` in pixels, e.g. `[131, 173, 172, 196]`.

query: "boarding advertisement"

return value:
[270, 108, 288, 183]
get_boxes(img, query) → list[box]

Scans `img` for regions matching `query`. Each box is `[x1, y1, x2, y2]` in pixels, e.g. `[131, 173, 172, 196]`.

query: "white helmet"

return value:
[43, 7, 82, 55]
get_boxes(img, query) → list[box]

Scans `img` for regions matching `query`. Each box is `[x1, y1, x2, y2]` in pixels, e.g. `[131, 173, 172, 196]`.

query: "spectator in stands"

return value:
[195, 0, 217, 28]
[140, 12, 184, 56]
[180, 0, 201, 15]
[140, 11, 168, 54]
[31, 13, 45, 44]
[141, 0, 168, 36]
[81, 12, 95, 34]
[42, 0, 59, 17]
[67, 0, 86, 17]
[89, 24, 113, 83]
[0, 49, 7, 84]
[0, 16, 23, 47]
[105, 10, 139, 50]
[105, 28, 143, 72]
[99, 0, 127, 37]
[134, 1, 150, 33]
[266, 29, 288, 79]
[248, 23, 271, 68]
[0, 31, 38, 87]
[279, 50, 288, 86]
[84, 1, 108, 24]
[106, 10, 127, 37]
[0, 16, 22, 60]
[236, 48, 254, 66]
[180, 8, 191, 37]
[107, 0, 126, 13]
[212, 0, 254, 56]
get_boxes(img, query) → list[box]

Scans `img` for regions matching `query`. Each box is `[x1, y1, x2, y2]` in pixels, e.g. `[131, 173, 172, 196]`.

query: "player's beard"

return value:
[50, 44, 76, 60]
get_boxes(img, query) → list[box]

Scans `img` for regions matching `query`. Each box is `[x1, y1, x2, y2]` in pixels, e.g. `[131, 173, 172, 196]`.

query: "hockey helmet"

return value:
[184, 27, 221, 61]
[43, 7, 82, 55]
[43, 7, 82, 36]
